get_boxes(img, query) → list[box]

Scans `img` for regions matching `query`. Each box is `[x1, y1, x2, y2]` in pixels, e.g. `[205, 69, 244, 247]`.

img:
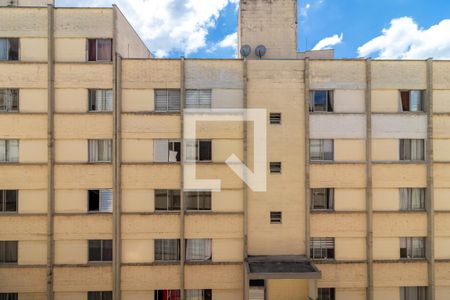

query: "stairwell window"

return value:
[88, 89, 112, 112]
[310, 237, 335, 260]
[0, 190, 17, 213]
[154, 140, 181, 163]
[400, 237, 425, 259]
[88, 190, 112, 213]
[0, 89, 18, 112]
[155, 239, 180, 262]
[155, 190, 181, 211]
[310, 90, 333, 112]
[311, 188, 334, 211]
[269, 113, 281, 124]
[400, 90, 424, 112]
[0, 38, 19, 61]
[185, 290, 212, 300]
[185, 191, 211, 211]
[318, 288, 335, 300]
[88, 240, 112, 262]
[88, 140, 112, 163]
[399, 139, 424, 161]
[270, 211, 282, 224]
[0, 293, 18, 300]
[185, 239, 212, 262]
[88, 291, 112, 300]
[87, 39, 112, 62]
[0, 140, 18, 163]
[400, 188, 425, 211]
[400, 287, 427, 300]
[155, 89, 180, 112]
[185, 89, 212, 109]
[185, 140, 211, 162]
[0, 241, 17, 264]
[310, 139, 333, 161]
[269, 162, 281, 174]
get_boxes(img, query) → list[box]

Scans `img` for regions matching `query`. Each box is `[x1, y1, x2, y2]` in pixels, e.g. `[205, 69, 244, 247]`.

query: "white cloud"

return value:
[218, 32, 237, 49]
[300, 3, 311, 17]
[56, 0, 238, 57]
[358, 17, 450, 59]
[312, 33, 343, 50]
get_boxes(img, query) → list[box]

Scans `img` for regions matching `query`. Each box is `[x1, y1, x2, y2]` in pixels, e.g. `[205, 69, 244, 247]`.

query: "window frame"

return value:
[87, 38, 112, 62]
[154, 139, 181, 163]
[400, 237, 426, 259]
[154, 239, 181, 262]
[184, 140, 212, 162]
[88, 139, 112, 163]
[310, 237, 335, 260]
[269, 162, 282, 174]
[311, 188, 334, 211]
[318, 287, 336, 300]
[0, 38, 20, 61]
[400, 188, 425, 211]
[155, 189, 181, 211]
[0, 241, 18, 264]
[310, 90, 334, 113]
[185, 191, 212, 211]
[154, 89, 181, 112]
[154, 290, 181, 300]
[88, 189, 113, 213]
[270, 211, 282, 224]
[0, 139, 19, 163]
[88, 240, 112, 262]
[310, 139, 334, 161]
[400, 90, 424, 112]
[0, 190, 18, 213]
[87, 291, 113, 300]
[184, 289, 212, 300]
[400, 286, 427, 300]
[88, 89, 113, 112]
[185, 89, 212, 109]
[399, 139, 425, 161]
[0, 89, 19, 112]
[185, 239, 212, 262]
[269, 112, 281, 124]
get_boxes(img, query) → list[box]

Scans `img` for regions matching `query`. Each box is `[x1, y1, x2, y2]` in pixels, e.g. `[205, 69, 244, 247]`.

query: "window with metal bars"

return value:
[0, 241, 17, 264]
[310, 139, 333, 161]
[155, 190, 181, 211]
[88, 139, 112, 162]
[269, 162, 281, 174]
[88, 89, 112, 112]
[185, 89, 212, 109]
[311, 188, 334, 211]
[155, 89, 181, 112]
[0, 38, 19, 61]
[88, 190, 112, 213]
[185, 191, 211, 211]
[0, 190, 17, 213]
[87, 291, 112, 300]
[88, 240, 112, 262]
[0, 140, 18, 162]
[270, 211, 282, 224]
[310, 90, 333, 112]
[310, 237, 335, 259]
[87, 39, 112, 62]
[399, 139, 424, 161]
[400, 237, 425, 259]
[154, 239, 180, 262]
[269, 113, 281, 124]
[400, 188, 425, 211]
[0, 89, 18, 112]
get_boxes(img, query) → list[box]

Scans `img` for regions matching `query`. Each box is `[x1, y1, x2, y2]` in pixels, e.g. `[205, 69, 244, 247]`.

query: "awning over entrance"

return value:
[245, 255, 321, 280]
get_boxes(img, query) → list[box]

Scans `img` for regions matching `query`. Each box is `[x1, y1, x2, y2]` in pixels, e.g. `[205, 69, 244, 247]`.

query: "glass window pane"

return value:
[409, 91, 422, 112]
[89, 240, 102, 261]
[96, 39, 112, 61]
[99, 189, 112, 212]
[102, 240, 112, 261]
[7, 140, 18, 162]
[5, 190, 17, 212]
[5, 241, 17, 263]
[0, 39, 8, 60]
[313, 91, 327, 112]
[155, 190, 168, 210]
[186, 192, 198, 210]
[169, 190, 180, 210]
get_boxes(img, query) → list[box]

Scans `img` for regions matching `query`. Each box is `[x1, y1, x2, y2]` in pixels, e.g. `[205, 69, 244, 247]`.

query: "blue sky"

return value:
[56, 0, 450, 59]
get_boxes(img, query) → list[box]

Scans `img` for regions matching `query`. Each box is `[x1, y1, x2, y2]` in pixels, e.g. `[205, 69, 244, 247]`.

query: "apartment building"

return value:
[0, 0, 449, 300]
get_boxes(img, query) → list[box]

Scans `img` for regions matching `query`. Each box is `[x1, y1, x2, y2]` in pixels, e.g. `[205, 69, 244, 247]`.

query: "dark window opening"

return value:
[155, 190, 181, 211]
[0, 190, 17, 213]
[270, 211, 282, 224]
[310, 90, 333, 112]
[270, 113, 281, 124]
[88, 240, 112, 262]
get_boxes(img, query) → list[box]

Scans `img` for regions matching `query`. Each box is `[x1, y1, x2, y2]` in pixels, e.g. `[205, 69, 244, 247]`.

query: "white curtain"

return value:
[95, 90, 112, 111]
[89, 140, 111, 162]
[186, 239, 211, 261]
[185, 290, 203, 300]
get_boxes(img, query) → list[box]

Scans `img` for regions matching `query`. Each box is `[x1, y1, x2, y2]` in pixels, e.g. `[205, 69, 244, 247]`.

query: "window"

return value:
[400, 287, 427, 300]
[269, 113, 281, 124]
[270, 211, 282, 224]
[155, 89, 181, 112]
[310, 139, 333, 161]
[155, 239, 180, 262]
[87, 291, 112, 300]
[0, 294, 18, 300]
[318, 288, 335, 300]
[88, 140, 112, 162]
[154, 140, 181, 163]
[0, 38, 19, 61]
[185, 90, 212, 109]
[311, 188, 334, 211]
[400, 188, 425, 211]
[310, 237, 334, 259]
[88, 90, 112, 112]
[0, 89, 18, 112]
[155, 190, 180, 211]
[400, 91, 423, 112]
[185, 191, 211, 211]
[0, 241, 17, 264]
[269, 162, 281, 174]
[400, 237, 425, 259]
[185, 290, 212, 300]
[88, 39, 112, 62]
[0, 190, 17, 213]
[154, 290, 181, 300]
[310, 90, 333, 112]
[185, 140, 211, 162]
[399, 139, 425, 161]
[88, 190, 112, 213]
[88, 240, 112, 262]
[0, 140, 18, 163]
[186, 239, 212, 262]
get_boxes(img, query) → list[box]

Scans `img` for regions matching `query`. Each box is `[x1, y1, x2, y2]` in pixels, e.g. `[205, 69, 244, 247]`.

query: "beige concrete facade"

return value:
[0, 1, 449, 300]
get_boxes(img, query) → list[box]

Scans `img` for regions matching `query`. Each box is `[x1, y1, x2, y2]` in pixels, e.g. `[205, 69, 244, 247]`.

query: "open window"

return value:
[154, 140, 181, 163]
[0, 38, 19, 61]
[400, 237, 425, 259]
[185, 140, 211, 162]
[311, 188, 334, 211]
[87, 39, 112, 62]
[0, 89, 19, 112]
[88, 189, 112, 213]
[310, 90, 333, 112]
[400, 90, 423, 112]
